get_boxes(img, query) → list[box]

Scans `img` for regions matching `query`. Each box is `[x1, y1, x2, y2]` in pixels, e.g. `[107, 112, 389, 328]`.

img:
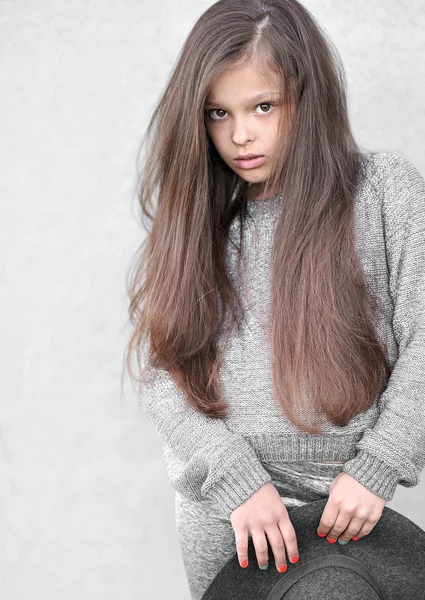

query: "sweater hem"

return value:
[237, 432, 364, 463]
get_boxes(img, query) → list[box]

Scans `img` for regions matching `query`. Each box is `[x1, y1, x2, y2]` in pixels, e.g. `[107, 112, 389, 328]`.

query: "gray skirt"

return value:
[175, 461, 345, 600]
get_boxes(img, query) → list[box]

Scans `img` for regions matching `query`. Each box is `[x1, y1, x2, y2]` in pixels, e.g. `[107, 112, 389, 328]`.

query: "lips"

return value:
[234, 155, 266, 169]
[235, 154, 262, 160]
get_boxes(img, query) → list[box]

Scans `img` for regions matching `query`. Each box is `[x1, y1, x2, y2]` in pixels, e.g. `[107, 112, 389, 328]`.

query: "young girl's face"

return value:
[205, 57, 287, 193]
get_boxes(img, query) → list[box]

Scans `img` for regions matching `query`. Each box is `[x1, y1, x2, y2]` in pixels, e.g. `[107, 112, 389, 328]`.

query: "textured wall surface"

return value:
[0, 1, 424, 598]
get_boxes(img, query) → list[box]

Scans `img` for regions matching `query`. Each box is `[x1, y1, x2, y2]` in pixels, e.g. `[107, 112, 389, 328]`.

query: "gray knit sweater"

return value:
[139, 152, 425, 519]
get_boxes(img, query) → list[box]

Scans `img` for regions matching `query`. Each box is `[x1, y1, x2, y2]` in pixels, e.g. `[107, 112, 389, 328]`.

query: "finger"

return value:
[250, 528, 270, 570]
[270, 520, 299, 571]
[336, 516, 364, 544]
[234, 526, 249, 568]
[317, 501, 339, 539]
[349, 515, 381, 542]
[325, 510, 352, 543]
[277, 518, 299, 564]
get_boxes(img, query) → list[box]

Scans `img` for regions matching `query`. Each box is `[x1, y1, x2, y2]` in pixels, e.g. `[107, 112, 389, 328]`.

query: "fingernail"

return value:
[240, 560, 248, 568]
[290, 555, 299, 563]
[277, 564, 287, 573]
[317, 532, 326, 537]
[327, 537, 337, 544]
[259, 563, 269, 570]
[352, 537, 359, 542]
[338, 540, 348, 545]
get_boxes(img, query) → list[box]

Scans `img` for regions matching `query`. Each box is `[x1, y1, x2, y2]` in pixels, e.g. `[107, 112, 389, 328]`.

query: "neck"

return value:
[247, 184, 281, 201]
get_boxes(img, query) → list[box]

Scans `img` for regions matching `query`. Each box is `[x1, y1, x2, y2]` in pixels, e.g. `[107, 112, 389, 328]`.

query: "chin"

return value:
[239, 173, 268, 184]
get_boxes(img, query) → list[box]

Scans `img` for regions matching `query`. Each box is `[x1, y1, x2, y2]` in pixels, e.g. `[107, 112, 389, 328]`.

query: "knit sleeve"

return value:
[138, 342, 272, 518]
[342, 153, 425, 501]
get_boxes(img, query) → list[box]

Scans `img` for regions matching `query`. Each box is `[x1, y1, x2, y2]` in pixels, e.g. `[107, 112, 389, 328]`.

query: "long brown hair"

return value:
[123, 0, 391, 434]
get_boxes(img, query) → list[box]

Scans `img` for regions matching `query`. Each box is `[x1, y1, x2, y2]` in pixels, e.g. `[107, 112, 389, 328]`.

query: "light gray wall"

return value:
[0, 1, 424, 598]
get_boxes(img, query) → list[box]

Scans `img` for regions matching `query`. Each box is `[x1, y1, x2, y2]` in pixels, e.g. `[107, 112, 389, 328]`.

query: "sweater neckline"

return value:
[245, 192, 282, 214]
[246, 192, 281, 202]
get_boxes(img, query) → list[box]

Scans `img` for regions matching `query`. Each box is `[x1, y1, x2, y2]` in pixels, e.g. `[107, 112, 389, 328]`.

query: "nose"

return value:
[231, 116, 254, 146]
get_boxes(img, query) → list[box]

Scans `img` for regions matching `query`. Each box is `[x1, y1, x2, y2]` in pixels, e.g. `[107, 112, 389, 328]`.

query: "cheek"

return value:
[265, 114, 281, 134]
[206, 124, 219, 140]
[206, 128, 226, 155]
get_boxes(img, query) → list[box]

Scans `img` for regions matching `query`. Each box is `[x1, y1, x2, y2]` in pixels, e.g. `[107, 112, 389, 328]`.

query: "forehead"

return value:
[205, 90, 281, 107]
[206, 60, 282, 104]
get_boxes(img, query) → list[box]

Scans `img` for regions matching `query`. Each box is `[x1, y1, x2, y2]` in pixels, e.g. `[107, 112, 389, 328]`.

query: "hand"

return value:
[230, 481, 299, 572]
[317, 472, 387, 544]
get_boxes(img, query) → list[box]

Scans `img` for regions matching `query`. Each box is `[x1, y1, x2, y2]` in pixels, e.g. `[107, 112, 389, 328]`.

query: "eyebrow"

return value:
[204, 91, 280, 107]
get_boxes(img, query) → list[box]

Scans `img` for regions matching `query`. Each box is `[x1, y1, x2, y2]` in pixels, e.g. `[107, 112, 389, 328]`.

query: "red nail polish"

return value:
[278, 564, 287, 573]
[327, 538, 337, 544]
[290, 555, 299, 563]
[317, 532, 326, 537]
[240, 560, 248, 568]
[352, 537, 359, 542]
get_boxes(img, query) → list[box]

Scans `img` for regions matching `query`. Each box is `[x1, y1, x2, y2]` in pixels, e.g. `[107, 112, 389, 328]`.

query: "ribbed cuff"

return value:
[342, 449, 400, 501]
[205, 452, 273, 519]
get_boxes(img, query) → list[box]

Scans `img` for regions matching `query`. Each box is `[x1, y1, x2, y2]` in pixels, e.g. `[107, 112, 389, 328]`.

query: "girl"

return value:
[124, 1, 425, 598]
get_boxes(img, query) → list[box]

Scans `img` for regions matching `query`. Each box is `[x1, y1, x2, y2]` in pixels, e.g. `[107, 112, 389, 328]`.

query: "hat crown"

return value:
[266, 555, 385, 599]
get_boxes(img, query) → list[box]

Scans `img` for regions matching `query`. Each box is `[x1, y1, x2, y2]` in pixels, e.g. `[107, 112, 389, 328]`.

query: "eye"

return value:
[206, 108, 227, 121]
[205, 102, 274, 121]
[255, 103, 273, 114]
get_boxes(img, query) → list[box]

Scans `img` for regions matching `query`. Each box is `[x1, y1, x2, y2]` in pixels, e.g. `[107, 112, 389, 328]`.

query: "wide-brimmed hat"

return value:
[201, 498, 425, 599]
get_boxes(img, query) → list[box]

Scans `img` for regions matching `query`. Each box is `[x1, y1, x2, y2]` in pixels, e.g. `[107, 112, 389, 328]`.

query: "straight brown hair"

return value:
[123, 0, 391, 434]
